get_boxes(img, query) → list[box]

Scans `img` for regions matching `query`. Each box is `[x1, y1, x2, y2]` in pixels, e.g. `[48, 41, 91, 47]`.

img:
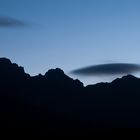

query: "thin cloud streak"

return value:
[0, 16, 26, 27]
[71, 63, 140, 76]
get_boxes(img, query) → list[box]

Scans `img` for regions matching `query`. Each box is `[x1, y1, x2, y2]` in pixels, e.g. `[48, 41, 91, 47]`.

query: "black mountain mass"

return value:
[0, 58, 140, 137]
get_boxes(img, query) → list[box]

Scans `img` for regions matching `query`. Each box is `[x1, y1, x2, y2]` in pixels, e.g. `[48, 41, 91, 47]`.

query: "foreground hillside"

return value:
[0, 58, 140, 137]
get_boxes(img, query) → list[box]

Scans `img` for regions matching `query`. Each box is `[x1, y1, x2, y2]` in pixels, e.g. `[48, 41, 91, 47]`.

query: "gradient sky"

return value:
[1, 0, 140, 85]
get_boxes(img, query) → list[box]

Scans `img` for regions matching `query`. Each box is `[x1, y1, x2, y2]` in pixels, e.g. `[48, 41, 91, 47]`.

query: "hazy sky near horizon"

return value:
[1, 0, 140, 85]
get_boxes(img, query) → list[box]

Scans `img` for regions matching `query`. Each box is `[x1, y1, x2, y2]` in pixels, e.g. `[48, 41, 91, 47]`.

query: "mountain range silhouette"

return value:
[0, 57, 140, 137]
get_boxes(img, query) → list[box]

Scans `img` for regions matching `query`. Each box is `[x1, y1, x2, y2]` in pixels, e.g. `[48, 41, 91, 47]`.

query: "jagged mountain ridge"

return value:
[0, 57, 138, 87]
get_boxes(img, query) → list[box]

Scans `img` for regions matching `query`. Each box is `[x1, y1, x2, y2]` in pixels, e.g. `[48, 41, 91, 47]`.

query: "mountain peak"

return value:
[45, 68, 66, 79]
[0, 57, 28, 80]
[0, 57, 11, 65]
[111, 74, 139, 86]
[45, 68, 64, 76]
[121, 74, 137, 80]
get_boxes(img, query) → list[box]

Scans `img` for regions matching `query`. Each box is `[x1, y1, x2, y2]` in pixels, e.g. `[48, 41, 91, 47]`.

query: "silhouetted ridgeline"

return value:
[0, 57, 140, 137]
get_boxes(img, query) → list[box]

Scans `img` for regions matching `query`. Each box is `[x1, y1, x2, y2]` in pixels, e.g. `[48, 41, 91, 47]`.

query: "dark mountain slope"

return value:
[0, 58, 140, 137]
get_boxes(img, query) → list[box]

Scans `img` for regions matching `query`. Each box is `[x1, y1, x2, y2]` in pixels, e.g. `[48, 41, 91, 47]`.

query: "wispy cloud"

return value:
[0, 16, 26, 27]
[71, 63, 140, 76]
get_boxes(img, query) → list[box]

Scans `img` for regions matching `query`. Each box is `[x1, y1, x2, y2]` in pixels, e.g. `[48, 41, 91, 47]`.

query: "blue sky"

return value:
[1, 0, 140, 85]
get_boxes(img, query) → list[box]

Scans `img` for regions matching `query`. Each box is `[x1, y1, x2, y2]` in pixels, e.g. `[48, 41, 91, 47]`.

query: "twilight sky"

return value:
[1, 0, 140, 85]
